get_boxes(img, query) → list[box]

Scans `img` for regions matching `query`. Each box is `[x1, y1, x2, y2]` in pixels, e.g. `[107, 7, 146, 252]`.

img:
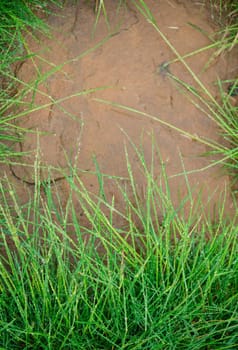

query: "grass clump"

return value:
[0, 159, 238, 349]
[210, 0, 238, 181]
[210, 0, 238, 34]
[132, 0, 238, 184]
[0, 0, 61, 88]
[0, 0, 62, 163]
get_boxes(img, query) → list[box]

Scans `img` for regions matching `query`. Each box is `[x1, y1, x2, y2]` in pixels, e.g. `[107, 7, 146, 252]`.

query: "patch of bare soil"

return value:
[6, 0, 237, 229]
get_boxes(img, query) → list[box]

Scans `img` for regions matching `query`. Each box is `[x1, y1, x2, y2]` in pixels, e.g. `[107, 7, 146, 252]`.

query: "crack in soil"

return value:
[6, 0, 238, 224]
[9, 162, 67, 187]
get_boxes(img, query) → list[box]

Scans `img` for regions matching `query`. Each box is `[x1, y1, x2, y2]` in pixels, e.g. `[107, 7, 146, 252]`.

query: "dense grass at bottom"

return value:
[0, 1, 237, 348]
[0, 172, 237, 350]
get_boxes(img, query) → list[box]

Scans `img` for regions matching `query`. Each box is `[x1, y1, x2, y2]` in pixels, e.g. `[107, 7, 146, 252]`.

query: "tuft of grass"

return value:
[0, 0, 62, 81]
[0, 149, 238, 349]
[131, 0, 238, 185]
[0, 0, 63, 163]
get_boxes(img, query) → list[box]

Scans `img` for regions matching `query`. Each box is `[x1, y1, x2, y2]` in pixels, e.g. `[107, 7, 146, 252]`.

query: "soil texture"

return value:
[6, 0, 238, 229]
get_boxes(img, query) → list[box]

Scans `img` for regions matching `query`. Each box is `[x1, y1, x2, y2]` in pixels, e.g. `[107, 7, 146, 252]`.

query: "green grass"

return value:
[208, 0, 238, 182]
[0, 0, 62, 163]
[0, 0, 61, 101]
[0, 154, 238, 349]
[0, 0, 238, 349]
[131, 0, 238, 182]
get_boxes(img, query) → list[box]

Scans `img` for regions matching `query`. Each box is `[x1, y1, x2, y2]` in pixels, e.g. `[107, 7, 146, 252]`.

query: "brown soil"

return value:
[5, 0, 237, 230]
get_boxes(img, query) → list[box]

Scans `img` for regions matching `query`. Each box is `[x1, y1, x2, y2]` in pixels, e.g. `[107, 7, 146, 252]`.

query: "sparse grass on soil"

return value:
[0, 0, 238, 349]
[132, 0, 238, 183]
[0, 0, 61, 162]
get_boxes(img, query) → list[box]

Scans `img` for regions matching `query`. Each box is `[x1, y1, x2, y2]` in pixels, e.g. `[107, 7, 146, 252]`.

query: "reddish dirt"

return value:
[5, 0, 238, 229]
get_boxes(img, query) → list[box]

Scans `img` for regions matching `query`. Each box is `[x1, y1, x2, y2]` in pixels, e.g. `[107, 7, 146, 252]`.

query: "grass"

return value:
[0, 0, 238, 349]
[131, 0, 238, 182]
[0, 0, 62, 163]
[0, 153, 238, 349]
